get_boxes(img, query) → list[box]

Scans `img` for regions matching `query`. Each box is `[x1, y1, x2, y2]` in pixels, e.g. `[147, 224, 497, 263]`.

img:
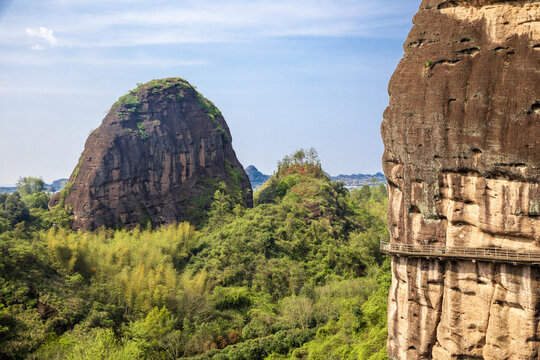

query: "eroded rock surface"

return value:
[50, 78, 252, 230]
[381, 1, 540, 358]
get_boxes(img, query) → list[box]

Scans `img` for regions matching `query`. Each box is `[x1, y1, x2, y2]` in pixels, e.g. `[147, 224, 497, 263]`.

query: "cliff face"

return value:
[381, 1, 540, 359]
[50, 78, 252, 230]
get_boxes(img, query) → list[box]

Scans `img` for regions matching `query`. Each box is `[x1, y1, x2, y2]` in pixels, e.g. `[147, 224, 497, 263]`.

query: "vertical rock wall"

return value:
[381, 1, 540, 358]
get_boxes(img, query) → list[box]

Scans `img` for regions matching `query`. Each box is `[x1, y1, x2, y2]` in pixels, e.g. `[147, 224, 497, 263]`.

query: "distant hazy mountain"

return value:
[0, 178, 69, 194]
[331, 172, 386, 189]
[0, 186, 16, 194]
[246, 165, 386, 191]
[245, 165, 271, 189]
[45, 178, 69, 193]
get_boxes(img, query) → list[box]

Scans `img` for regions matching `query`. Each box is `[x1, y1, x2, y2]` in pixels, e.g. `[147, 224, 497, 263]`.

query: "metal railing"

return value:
[380, 240, 540, 265]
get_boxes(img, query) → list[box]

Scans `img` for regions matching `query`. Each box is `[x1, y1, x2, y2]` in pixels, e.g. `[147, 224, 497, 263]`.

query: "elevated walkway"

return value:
[380, 240, 540, 266]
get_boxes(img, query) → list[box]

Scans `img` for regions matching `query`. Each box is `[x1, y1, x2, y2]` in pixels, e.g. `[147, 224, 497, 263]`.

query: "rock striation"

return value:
[50, 78, 252, 230]
[381, 1, 540, 359]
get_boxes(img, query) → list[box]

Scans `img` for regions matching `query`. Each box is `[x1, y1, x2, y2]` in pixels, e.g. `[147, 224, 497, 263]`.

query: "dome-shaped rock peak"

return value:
[49, 78, 252, 230]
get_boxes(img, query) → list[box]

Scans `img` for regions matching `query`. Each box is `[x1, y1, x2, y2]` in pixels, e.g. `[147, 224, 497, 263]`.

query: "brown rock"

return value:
[50, 78, 252, 230]
[381, 1, 540, 358]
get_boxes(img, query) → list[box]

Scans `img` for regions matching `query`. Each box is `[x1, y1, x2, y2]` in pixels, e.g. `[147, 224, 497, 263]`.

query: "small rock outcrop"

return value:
[50, 78, 252, 230]
[381, 1, 540, 359]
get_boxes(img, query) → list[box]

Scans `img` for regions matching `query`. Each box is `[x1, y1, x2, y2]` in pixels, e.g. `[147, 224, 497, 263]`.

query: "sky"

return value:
[0, 0, 420, 186]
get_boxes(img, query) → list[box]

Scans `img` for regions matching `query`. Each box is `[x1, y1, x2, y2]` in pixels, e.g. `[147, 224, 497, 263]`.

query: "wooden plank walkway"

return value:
[380, 241, 540, 266]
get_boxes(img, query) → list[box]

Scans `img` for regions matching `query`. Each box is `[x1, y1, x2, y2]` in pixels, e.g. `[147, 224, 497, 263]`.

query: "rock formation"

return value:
[381, 1, 540, 358]
[50, 78, 252, 230]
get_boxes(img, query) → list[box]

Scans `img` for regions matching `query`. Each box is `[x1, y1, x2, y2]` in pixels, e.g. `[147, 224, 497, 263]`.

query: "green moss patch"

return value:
[137, 77, 190, 93]
[136, 121, 148, 139]
[196, 93, 231, 143]
[113, 91, 141, 115]
[112, 77, 230, 143]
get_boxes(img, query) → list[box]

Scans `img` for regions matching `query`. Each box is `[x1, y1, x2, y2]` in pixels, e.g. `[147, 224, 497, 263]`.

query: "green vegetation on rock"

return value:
[195, 93, 231, 143]
[115, 91, 141, 116]
[137, 121, 148, 139]
[138, 77, 191, 93]
[113, 78, 190, 118]
[110, 78, 231, 144]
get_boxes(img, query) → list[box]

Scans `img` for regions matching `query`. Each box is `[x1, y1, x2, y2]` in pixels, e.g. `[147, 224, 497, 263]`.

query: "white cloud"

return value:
[26, 26, 58, 46]
[0, 1, 414, 48]
[30, 44, 44, 50]
[10, 0, 412, 48]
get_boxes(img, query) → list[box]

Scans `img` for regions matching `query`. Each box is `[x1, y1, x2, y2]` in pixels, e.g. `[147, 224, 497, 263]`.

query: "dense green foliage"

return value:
[0, 151, 390, 359]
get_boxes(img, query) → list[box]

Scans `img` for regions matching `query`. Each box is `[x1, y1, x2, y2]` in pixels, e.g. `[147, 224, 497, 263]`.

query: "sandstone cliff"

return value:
[381, 1, 540, 359]
[50, 78, 252, 230]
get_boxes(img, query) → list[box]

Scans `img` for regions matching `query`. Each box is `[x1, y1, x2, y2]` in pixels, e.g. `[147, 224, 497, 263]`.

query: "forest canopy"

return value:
[0, 149, 389, 359]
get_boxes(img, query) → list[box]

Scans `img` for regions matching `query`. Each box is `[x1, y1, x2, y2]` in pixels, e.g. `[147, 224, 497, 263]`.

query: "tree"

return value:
[25, 192, 50, 209]
[16, 177, 45, 197]
[279, 296, 314, 330]
[15, 177, 50, 209]
[357, 185, 372, 201]
[208, 182, 235, 226]
[128, 306, 176, 354]
[4, 192, 30, 224]
[0, 194, 7, 206]
[371, 183, 388, 202]
[277, 155, 292, 173]
[292, 149, 306, 164]
[305, 147, 320, 166]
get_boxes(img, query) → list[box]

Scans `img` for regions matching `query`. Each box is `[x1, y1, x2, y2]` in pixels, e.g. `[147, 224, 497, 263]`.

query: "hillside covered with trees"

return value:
[0, 149, 389, 359]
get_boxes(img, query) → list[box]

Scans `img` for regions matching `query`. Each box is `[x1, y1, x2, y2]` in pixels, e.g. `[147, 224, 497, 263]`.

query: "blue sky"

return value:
[0, 0, 420, 186]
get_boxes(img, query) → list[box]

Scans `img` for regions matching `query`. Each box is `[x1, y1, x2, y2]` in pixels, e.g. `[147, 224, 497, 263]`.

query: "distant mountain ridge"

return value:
[332, 172, 385, 181]
[245, 165, 271, 189]
[4, 172, 386, 194]
[0, 178, 68, 194]
[46, 178, 69, 192]
[331, 172, 386, 188]
[245, 165, 385, 190]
